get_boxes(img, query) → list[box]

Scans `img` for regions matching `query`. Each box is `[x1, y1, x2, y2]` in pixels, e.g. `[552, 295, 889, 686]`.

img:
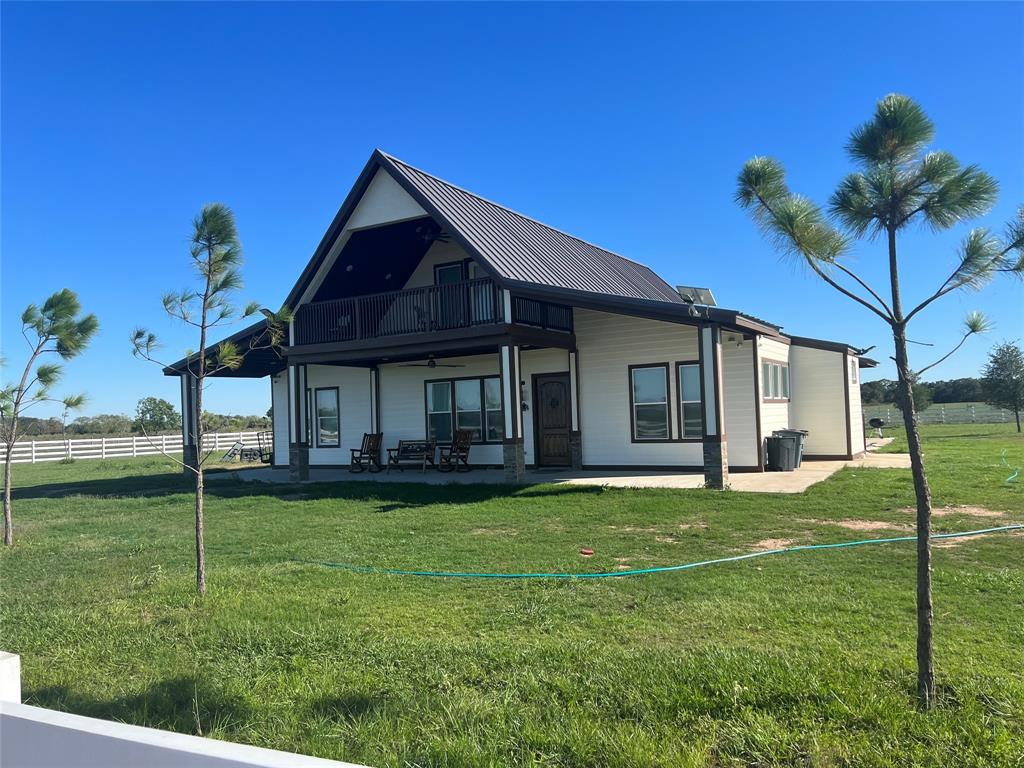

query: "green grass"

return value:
[2, 425, 1022, 767]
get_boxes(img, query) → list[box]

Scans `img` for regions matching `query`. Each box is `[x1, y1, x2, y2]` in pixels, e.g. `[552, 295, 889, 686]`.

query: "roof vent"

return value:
[676, 285, 716, 306]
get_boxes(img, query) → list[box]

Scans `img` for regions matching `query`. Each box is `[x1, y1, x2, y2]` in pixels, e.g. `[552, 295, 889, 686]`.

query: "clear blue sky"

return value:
[3, 2, 1022, 418]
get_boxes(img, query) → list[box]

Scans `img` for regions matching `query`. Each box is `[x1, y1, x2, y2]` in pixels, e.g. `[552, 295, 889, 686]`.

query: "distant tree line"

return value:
[861, 377, 983, 406]
[13, 396, 270, 437]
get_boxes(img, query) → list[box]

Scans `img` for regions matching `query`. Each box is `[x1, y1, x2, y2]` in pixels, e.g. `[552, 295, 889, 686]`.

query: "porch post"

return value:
[568, 350, 583, 469]
[700, 323, 729, 489]
[288, 362, 310, 481]
[500, 343, 525, 482]
[180, 373, 199, 475]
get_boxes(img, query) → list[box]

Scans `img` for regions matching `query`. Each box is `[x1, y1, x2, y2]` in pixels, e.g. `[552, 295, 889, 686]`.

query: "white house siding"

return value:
[305, 365, 373, 466]
[720, 338, 759, 469]
[271, 373, 289, 466]
[520, 347, 572, 466]
[403, 241, 475, 289]
[756, 337, 791, 440]
[574, 309, 702, 468]
[847, 355, 866, 456]
[378, 354, 504, 466]
[788, 345, 847, 457]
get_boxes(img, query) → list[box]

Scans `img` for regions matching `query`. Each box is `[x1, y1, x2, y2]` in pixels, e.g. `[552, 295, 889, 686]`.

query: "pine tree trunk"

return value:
[195, 462, 206, 594]
[894, 324, 935, 708]
[3, 449, 13, 546]
[1015, 406, 1021, 433]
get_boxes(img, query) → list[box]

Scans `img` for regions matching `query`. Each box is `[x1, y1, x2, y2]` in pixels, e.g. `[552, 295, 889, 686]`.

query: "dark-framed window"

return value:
[433, 260, 466, 285]
[629, 364, 671, 441]
[677, 362, 703, 439]
[424, 376, 503, 444]
[762, 359, 790, 402]
[313, 387, 340, 447]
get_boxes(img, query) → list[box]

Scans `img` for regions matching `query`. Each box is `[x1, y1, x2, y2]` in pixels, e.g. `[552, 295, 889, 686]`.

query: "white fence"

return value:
[863, 402, 1016, 426]
[0, 654, 363, 768]
[1, 432, 263, 465]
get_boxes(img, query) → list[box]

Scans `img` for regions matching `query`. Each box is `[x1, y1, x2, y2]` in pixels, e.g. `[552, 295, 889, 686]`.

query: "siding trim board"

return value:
[751, 339, 765, 470]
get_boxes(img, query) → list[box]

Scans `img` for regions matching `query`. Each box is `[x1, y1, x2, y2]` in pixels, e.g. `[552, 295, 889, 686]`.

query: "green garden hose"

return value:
[291, 524, 1022, 580]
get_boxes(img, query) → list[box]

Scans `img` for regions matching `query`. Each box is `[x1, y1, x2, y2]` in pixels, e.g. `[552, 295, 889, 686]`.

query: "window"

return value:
[630, 365, 670, 440]
[849, 359, 858, 385]
[762, 360, 790, 401]
[484, 378, 503, 442]
[678, 363, 703, 438]
[425, 377, 503, 444]
[455, 379, 483, 441]
[426, 381, 453, 443]
[314, 388, 340, 447]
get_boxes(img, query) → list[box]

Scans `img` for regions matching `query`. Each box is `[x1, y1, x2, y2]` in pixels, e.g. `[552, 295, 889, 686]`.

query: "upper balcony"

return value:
[293, 278, 573, 347]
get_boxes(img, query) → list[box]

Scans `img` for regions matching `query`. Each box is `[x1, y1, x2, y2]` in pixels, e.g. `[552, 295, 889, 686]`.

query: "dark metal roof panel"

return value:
[379, 153, 684, 305]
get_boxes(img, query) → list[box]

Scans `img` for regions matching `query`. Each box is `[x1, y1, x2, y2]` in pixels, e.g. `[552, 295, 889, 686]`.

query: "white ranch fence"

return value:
[1, 432, 262, 465]
[863, 402, 1015, 426]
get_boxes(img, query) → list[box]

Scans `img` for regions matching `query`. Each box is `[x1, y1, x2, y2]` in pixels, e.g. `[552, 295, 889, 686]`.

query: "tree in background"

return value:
[736, 94, 1023, 708]
[59, 394, 87, 461]
[135, 396, 180, 434]
[860, 379, 897, 405]
[930, 377, 982, 404]
[132, 203, 288, 595]
[69, 414, 135, 435]
[981, 342, 1024, 432]
[0, 289, 98, 546]
[894, 382, 933, 414]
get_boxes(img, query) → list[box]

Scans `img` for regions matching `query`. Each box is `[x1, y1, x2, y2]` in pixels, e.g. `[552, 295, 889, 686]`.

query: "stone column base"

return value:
[289, 443, 310, 481]
[502, 439, 525, 483]
[182, 445, 199, 476]
[569, 431, 583, 470]
[703, 439, 729, 489]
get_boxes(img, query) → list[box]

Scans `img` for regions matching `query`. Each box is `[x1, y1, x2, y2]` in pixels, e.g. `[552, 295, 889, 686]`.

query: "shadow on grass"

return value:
[26, 675, 251, 736]
[12, 470, 608, 508]
[308, 691, 382, 724]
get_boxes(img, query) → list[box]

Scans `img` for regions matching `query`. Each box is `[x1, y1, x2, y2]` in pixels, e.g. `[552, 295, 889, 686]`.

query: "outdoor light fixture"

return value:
[345, 264, 354, 272]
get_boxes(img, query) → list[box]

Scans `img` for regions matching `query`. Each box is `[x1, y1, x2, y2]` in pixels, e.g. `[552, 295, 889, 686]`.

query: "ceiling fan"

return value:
[399, 358, 464, 369]
[416, 223, 451, 245]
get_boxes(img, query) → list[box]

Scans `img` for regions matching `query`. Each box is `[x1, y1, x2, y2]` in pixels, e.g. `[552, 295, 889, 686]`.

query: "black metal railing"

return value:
[511, 296, 573, 332]
[294, 278, 502, 345]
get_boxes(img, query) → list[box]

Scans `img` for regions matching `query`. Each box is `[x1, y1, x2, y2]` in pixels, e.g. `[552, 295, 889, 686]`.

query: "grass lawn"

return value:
[2, 424, 1022, 767]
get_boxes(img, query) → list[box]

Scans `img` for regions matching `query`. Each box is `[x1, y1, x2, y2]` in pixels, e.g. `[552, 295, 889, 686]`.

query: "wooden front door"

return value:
[533, 373, 572, 466]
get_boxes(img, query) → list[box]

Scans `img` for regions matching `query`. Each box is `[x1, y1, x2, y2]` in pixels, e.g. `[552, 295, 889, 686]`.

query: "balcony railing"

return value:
[511, 296, 573, 332]
[294, 278, 502, 346]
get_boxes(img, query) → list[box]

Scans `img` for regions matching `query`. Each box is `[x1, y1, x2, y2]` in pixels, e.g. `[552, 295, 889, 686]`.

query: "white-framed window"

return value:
[677, 362, 703, 438]
[630, 364, 670, 441]
[314, 387, 340, 447]
[425, 377, 503, 444]
[762, 360, 790, 401]
[849, 359, 858, 385]
[426, 381, 453, 443]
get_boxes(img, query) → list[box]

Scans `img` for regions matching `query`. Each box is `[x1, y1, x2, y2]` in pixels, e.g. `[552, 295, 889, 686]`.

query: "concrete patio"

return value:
[212, 441, 910, 494]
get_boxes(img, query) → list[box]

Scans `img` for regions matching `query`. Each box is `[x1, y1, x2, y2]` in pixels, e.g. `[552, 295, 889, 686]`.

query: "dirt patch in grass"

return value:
[934, 528, 1023, 548]
[677, 523, 709, 530]
[802, 518, 913, 532]
[899, 504, 1005, 518]
[470, 527, 518, 536]
[751, 538, 794, 551]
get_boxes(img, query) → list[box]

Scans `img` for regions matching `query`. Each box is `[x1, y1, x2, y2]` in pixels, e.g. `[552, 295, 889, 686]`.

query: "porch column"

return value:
[500, 343, 525, 482]
[568, 350, 583, 469]
[179, 373, 199, 476]
[700, 324, 729, 489]
[288, 362, 310, 481]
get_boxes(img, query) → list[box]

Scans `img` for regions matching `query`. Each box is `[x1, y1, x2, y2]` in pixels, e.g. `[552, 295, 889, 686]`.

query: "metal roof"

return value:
[377, 152, 685, 305]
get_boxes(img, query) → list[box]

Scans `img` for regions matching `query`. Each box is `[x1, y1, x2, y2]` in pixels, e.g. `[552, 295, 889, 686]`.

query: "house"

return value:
[165, 150, 875, 487]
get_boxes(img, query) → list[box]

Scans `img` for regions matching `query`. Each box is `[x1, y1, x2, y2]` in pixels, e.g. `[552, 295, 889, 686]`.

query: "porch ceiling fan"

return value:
[415, 223, 451, 244]
[399, 358, 464, 369]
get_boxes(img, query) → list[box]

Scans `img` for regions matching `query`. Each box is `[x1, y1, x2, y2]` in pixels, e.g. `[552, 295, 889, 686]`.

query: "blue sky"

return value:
[3, 2, 1022, 418]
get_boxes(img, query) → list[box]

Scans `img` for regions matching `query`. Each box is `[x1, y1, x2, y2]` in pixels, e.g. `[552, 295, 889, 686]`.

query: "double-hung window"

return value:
[678, 363, 703, 438]
[314, 388, 340, 447]
[630, 365, 670, 440]
[762, 360, 790, 401]
[426, 377, 503, 444]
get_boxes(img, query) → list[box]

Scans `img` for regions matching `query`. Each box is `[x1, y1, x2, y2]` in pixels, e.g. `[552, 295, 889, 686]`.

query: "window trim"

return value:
[433, 260, 467, 285]
[312, 386, 341, 448]
[423, 374, 504, 445]
[628, 363, 672, 443]
[761, 358, 790, 403]
[676, 360, 704, 442]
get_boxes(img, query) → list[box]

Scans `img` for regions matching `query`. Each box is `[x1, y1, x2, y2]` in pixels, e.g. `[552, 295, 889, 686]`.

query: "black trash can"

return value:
[772, 429, 809, 467]
[765, 434, 798, 471]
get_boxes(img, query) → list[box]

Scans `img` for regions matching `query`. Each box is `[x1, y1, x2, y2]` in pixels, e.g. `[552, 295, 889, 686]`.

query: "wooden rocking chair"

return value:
[438, 429, 473, 473]
[350, 432, 383, 473]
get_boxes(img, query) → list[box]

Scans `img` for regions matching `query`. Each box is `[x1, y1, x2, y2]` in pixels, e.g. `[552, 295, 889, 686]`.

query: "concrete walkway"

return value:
[213, 443, 910, 494]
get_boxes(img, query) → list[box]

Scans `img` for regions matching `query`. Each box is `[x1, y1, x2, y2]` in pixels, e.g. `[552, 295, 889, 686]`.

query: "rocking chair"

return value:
[438, 429, 473, 473]
[350, 432, 383, 473]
